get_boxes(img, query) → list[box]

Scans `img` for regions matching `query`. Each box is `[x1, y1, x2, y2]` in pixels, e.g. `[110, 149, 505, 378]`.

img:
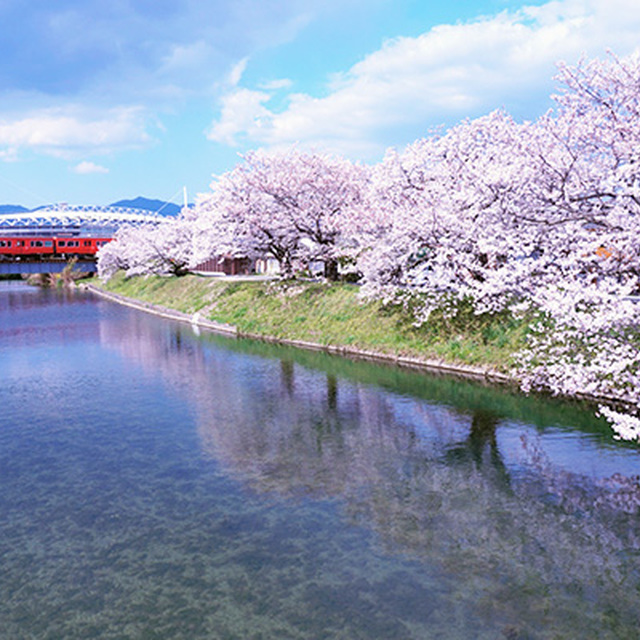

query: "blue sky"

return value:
[1, 0, 639, 209]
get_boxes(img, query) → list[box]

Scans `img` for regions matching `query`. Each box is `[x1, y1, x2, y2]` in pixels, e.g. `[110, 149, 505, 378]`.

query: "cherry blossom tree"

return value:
[191, 166, 300, 277]
[98, 213, 194, 280]
[149, 213, 195, 276]
[192, 148, 366, 279]
[355, 110, 535, 317]
[513, 53, 640, 440]
[351, 53, 640, 440]
[97, 224, 142, 281]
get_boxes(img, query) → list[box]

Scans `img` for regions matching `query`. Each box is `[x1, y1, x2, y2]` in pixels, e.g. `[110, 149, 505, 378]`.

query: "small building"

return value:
[254, 257, 281, 275]
[192, 255, 253, 276]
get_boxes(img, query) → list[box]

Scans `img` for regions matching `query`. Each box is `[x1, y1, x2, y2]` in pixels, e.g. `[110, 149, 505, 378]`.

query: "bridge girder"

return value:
[0, 204, 165, 229]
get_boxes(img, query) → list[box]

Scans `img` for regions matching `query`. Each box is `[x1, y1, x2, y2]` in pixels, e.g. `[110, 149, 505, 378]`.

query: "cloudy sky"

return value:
[1, 0, 639, 208]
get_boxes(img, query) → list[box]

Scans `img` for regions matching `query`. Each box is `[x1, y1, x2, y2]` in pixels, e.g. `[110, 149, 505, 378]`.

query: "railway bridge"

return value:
[0, 203, 164, 275]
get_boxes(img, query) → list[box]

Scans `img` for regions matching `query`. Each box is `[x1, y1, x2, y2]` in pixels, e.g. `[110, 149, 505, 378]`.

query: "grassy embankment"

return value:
[97, 272, 532, 373]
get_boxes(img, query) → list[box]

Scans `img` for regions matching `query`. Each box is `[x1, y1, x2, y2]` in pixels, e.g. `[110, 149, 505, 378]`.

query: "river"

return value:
[0, 280, 639, 639]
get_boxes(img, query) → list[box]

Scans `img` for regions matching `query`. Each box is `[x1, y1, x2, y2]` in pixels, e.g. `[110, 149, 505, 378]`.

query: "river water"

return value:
[0, 280, 639, 639]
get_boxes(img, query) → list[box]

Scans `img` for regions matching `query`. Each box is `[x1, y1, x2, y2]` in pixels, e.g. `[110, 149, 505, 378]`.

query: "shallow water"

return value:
[0, 281, 639, 639]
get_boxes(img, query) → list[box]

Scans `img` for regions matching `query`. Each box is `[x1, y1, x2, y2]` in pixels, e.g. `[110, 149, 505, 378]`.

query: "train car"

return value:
[0, 237, 20, 258]
[0, 236, 56, 258]
[55, 237, 112, 256]
[0, 236, 112, 260]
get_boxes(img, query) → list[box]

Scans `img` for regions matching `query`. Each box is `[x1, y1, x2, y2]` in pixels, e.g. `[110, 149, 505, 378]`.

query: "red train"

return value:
[0, 236, 112, 260]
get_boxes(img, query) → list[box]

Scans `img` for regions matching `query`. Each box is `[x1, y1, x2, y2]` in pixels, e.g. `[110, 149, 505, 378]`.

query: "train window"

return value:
[31, 241, 43, 247]
[59, 241, 66, 247]
[45, 241, 53, 247]
[84, 240, 91, 246]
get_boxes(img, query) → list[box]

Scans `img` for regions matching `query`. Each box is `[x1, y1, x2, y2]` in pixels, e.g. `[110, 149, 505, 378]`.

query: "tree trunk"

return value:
[324, 258, 339, 281]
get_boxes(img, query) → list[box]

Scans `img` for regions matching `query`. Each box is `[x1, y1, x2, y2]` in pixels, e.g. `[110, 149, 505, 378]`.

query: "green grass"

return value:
[97, 273, 532, 371]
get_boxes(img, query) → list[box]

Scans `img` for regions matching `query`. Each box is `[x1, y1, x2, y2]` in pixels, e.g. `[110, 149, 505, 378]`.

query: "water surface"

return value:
[1, 281, 639, 639]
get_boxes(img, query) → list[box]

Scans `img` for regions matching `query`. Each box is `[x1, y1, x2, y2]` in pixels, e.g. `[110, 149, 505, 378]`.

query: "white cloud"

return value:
[206, 88, 273, 146]
[228, 58, 249, 86]
[73, 161, 109, 174]
[160, 40, 214, 73]
[0, 147, 18, 162]
[207, 0, 640, 160]
[0, 107, 152, 157]
[259, 78, 293, 91]
[0, 0, 325, 108]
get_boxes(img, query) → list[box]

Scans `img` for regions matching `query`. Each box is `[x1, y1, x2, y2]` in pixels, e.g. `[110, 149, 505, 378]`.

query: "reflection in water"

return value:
[445, 410, 511, 489]
[327, 374, 338, 412]
[1, 281, 639, 639]
[97, 297, 640, 637]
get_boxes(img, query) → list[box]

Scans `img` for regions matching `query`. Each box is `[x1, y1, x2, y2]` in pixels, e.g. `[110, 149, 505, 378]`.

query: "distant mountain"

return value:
[109, 197, 181, 216]
[0, 204, 30, 214]
[0, 204, 67, 213]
